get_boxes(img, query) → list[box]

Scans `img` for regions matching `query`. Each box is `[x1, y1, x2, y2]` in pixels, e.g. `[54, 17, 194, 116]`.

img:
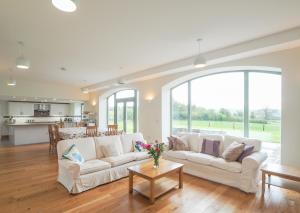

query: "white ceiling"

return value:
[0, 0, 300, 87]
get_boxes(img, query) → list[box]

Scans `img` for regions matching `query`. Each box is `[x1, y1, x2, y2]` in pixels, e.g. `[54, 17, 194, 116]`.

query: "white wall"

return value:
[89, 47, 300, 168]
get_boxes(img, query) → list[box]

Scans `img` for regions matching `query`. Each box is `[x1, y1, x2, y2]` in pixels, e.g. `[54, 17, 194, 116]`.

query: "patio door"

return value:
[116, 100, 136, 133]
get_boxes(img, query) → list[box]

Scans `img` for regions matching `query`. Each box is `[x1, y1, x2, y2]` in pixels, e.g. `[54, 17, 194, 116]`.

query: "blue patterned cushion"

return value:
[62, 144, 85, 164]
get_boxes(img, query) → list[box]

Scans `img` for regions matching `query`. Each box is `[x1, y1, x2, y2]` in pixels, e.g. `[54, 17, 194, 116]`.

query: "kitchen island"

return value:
[7, 123, 53, 145]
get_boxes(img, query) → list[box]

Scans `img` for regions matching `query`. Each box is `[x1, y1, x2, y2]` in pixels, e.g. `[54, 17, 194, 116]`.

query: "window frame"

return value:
[170, 70, 281, 139]
[106, 89, 137, 133]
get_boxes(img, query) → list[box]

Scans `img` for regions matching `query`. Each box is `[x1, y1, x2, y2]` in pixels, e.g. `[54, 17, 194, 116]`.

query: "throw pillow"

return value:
[133, 140, 148, 152]
[201, 138, 220, 157]
[168, 136, 189, 151]
[237, 144, 255, 162]
[222, 141, 245, 162]
[62, 144, 85, 164]
[101, 143, 122, 157]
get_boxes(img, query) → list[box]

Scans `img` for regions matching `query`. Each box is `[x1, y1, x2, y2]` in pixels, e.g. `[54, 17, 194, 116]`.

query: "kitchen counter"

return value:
[7, 122, 57, 126]
[8, 124, 50, 145]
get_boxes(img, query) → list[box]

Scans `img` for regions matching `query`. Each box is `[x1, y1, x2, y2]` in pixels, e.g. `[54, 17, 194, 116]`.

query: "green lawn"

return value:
[173, 120, 281, 143]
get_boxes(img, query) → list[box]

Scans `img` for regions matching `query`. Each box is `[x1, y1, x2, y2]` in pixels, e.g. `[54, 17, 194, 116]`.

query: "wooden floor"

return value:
[0, 143, 299, 213]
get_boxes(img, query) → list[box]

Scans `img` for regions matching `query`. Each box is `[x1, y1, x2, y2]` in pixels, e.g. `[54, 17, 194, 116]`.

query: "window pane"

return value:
[249, 73, 281, 143]
[126, 102, 134, 133]
[191, 72, 244, 136]
[116, 90, 135, 99]
[117, 102, 124, 131]
[172, 83, 188, 134]
[107, 95, 115, 125]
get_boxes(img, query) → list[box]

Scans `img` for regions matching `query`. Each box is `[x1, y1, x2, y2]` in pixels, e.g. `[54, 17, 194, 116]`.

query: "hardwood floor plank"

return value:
[0, 143, 299, 212]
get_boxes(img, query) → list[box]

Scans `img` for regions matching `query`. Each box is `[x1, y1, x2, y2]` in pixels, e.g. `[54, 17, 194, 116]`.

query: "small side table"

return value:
[261, 164, 300, 197]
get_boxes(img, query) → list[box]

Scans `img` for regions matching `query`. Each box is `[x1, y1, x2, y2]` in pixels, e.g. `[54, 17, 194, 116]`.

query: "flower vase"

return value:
[153, 157, 160, 168]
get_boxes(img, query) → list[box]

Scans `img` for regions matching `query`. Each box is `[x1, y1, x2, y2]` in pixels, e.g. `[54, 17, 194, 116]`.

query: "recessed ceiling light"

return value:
[52, 0, 78, 12]
[53, 98, 57, 101]
[12, 96, 16, 99]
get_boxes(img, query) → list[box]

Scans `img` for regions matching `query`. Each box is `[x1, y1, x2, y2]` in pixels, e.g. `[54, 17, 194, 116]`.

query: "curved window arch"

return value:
[171, 71, 281, 143]
[107, 89, 137, 133]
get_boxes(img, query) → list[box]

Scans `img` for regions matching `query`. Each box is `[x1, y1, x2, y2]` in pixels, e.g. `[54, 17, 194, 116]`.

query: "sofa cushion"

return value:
[187, 134, 202, 152]
[222, 141, 245, 162]
[224, 135, 261, 152]
[57, 137, 96, 161]
[101, 153, 135, 167]
[62, 144, 85, 164]
[121, 133, 145, 153]
[163, 150, 191, 160]
[79, 159, 111, 175]
[131, 152, 150, 161]
[199, 134, 224, 153]
[168, 136, 189, 151]
[94, 135, 124, 158]
[186, 152, 217, 165]
[211, 158, 242, 173]
[101, 142, 123, 157]
[201, 138, 221, 157]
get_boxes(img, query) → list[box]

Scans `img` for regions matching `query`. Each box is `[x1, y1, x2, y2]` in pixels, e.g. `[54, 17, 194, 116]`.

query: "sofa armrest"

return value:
[58, 159, 81, 179]
[242, 151, 267, 171]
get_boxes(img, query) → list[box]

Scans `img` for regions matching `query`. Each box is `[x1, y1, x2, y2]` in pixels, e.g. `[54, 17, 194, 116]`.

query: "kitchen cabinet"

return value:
[8, 102, 34, 116]
[50, 104, 70, 116]
[69, 103, 82, 116]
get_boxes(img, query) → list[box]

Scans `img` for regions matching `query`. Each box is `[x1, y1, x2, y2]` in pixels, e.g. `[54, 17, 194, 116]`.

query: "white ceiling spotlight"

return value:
[16, 41, 30, 70]
[7, 69, 16, 86]
[193, 38, 207, 68]
[52, 0, 78, 12]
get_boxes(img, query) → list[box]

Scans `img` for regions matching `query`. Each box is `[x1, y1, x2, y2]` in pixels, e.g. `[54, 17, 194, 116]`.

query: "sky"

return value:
[172, 72, 281, 110]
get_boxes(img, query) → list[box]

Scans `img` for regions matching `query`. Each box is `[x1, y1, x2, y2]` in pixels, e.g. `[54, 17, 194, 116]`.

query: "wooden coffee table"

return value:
[261, 163, 300, 197]
[128, 159, 183, 204]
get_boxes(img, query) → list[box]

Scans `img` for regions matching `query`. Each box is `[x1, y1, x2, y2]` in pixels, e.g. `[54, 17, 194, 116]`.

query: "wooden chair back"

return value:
[76, 121, 85, 127]
[57, 122, 64, 128]
[48, 124, 60, 154]
[86, 125, 97, 137]
[107, 124, 118, 136]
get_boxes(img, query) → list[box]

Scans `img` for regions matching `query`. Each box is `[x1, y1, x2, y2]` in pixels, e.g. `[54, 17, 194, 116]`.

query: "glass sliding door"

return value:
[117, 102, 124, 131]
[125, 101, 134, 133]
[190, 72, 244, 136]
[171, 82, 189, 134]
[249, 72, 281, 142]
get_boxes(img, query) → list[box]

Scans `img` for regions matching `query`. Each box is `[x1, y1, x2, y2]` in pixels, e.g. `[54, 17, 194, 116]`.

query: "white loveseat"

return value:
[163, 133, 267, 193]
[57, 133, 150, 194]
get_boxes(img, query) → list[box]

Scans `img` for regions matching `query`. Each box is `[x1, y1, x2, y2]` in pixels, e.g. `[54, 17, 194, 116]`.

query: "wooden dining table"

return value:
[58, 127, 123, 139]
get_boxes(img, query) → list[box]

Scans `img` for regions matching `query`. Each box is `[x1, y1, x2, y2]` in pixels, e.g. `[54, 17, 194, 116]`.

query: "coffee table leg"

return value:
[262, 171, 265, 197]
[179, 167, 183, 189]
[150, 180, 155, 204]
[129, 171, 133, 194]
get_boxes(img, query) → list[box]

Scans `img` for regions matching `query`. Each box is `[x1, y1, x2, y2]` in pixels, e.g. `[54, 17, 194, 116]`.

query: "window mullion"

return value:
[244, 71, 249, 137]
[188, 81, 191, 132]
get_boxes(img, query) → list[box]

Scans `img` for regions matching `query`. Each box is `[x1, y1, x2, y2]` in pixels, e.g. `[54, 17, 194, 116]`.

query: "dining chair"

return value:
[76, 121, 85, 127]
[48, 124, 60, 154]
[57, 121, 64, 128]
[107, 124, 118, 136]
[86, 125, 98, 137]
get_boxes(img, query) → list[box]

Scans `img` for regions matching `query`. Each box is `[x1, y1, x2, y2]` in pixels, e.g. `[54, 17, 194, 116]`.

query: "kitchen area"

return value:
[0, 100, 95, 146]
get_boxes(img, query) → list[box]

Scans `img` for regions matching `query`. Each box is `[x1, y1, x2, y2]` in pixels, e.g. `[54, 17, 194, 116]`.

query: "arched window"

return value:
[171, 71, 281, 143]
[107, 89, 137, 133]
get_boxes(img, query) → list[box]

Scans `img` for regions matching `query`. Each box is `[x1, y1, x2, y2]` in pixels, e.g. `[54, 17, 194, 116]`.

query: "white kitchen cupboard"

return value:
[50, 104, 70, 116]
[8, 102, 34, 116]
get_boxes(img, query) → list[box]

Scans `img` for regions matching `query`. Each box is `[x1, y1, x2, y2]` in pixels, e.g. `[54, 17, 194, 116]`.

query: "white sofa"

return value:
[57, 133, 150, 194]
[163, 133, 267, 193]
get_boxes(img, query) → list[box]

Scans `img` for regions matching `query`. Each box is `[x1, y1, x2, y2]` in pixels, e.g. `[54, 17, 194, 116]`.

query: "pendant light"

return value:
[81, 88, 89, 94]
[193, 39, 207, 68]
[7, 69, 16, 86]
[16, 41, 30, 69]
[52, 0, 78, 12]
